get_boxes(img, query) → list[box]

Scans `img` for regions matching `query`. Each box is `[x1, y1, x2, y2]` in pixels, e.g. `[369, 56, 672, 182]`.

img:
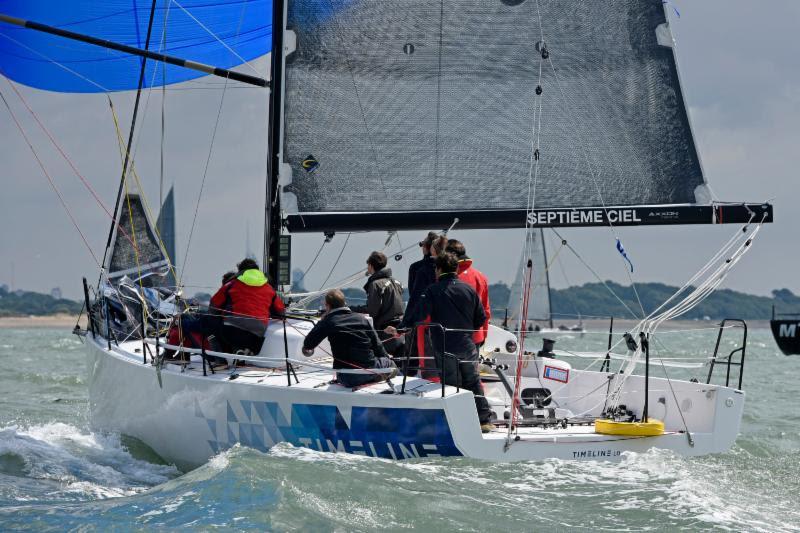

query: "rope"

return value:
[607, 216, 765, 409]
[297, 238, 328, 285]
[100, 0, 159, 274]
[171, 0, 262, 77]
[107, 104, 179, 286]
[318, 233, 352, 290]
[535, 2, 648, 317]
[0, 88, 100, 267]
[550, 228, 640, 320]
[180, 75, 230, 277]
[0, 71, 138, 251]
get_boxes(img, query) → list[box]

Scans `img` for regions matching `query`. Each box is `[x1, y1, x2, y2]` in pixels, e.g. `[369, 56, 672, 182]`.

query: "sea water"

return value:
[0, 326, 798, 531]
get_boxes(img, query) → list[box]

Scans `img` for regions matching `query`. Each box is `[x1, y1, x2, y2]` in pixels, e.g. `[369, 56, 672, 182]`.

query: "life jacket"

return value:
[456, 258, 491, 344]
[209, 269, 285, 336]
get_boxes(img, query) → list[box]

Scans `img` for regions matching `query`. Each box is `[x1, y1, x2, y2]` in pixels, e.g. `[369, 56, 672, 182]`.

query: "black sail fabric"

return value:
[282, 0, 705, 218]
[108, 194, 170, 281]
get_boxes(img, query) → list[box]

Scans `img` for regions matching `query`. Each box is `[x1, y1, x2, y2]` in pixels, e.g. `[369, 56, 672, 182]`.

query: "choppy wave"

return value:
[0, 328, 799, 531]
[0, 423, 177, 501]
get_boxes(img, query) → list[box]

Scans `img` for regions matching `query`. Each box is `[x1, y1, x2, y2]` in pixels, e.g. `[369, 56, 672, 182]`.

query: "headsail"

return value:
[0, 0, 271, 92]
[107, 191, 171, 284]
[507, 229, 551, 328]
[281, 0, 717, 231]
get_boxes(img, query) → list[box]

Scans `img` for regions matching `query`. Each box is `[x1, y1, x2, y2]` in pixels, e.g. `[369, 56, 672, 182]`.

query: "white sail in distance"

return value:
[507, 229, 552, 329]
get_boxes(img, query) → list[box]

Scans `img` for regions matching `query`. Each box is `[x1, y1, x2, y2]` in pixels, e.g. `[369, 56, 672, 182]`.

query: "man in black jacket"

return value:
[302, 289, 397, 388]
[352, 251, 404, 355]
[402, 232, 445, 374]
[405, 232, 440, 318]
[389, 253, 494, 432]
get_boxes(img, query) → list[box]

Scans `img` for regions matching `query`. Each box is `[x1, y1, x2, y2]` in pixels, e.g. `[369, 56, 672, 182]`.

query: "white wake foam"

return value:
[0, 423, 178, 499]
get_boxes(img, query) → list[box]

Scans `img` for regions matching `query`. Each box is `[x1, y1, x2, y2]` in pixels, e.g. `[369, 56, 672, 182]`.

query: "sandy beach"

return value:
[0, 314, 83, 329]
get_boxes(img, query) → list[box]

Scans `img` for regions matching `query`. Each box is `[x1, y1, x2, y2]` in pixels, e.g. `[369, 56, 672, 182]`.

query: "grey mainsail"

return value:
[282, 0, 706, 225]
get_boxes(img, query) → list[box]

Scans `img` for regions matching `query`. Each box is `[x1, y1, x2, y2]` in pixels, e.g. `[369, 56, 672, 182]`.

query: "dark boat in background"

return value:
[771, 306, 800, 355]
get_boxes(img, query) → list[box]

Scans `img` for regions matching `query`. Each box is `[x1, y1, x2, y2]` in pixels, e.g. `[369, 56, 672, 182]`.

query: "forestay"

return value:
[281, 0, 707, 229]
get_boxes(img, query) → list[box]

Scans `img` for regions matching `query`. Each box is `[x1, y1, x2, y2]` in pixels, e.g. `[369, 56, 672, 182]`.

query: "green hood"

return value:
[237, 268, 268, 287]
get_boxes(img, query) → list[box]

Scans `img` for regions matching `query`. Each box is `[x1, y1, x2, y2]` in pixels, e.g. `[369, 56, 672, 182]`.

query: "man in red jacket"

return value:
[446, 240, 491, 348]
[208, 258, 285, 354]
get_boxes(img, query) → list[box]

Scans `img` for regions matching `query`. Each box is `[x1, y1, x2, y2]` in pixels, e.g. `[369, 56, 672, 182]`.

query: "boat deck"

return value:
[120, 340, 453, 399]
[112, 340, 683, 444]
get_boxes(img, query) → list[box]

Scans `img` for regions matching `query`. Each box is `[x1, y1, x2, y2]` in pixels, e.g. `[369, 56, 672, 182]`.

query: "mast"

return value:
[264, 0, 285, 285]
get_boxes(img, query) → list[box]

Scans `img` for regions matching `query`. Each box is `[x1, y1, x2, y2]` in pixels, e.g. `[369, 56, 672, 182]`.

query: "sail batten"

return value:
[281, 0, 709, 225]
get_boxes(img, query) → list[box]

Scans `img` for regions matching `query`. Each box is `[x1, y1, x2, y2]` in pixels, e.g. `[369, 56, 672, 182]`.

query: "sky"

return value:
[0, 0, 798, 302]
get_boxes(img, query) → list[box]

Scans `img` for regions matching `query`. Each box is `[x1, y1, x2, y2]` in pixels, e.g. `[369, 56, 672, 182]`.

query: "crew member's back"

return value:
[209, 258, 285, 353]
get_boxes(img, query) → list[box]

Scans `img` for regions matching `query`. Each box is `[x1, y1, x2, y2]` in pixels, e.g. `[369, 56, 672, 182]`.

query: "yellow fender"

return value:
[594, 418, 665, 437]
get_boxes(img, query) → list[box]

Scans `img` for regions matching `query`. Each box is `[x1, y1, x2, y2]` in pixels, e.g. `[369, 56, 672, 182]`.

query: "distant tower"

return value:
[245, 221, 257, 261]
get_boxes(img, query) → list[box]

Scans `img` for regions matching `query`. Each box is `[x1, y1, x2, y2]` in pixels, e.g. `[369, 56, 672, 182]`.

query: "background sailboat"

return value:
[505, 229, 584, 335]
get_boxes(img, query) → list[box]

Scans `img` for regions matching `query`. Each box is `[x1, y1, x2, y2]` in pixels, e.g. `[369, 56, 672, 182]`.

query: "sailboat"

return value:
[505, 229, 584, 335]
[770, 306, 800, 356]
[1, 1, 773, 470]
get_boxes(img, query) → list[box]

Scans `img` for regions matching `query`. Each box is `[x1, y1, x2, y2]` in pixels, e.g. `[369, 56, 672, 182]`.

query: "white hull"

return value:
[86, 324, 744, 470]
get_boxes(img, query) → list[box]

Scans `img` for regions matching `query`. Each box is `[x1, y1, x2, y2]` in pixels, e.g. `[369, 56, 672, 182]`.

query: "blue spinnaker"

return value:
[0, 0, 271, 93]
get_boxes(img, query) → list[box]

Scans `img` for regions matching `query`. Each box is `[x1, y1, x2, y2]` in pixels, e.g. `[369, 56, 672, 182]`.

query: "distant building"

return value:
[50, 287, 62, 299]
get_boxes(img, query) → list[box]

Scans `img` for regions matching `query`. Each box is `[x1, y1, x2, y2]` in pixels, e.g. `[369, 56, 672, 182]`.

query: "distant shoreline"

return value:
[0, 314, 83, 329]
[0, 315, 770, 331]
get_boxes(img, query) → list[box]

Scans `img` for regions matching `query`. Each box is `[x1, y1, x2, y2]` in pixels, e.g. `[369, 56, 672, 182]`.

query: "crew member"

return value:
[208, 258, 285, 354]
[351, 251, 404, 355]
[403, 233, 446, 374]
[389, 253, 494, 432]
[302, 289, 397, 388]
[446, 239, 491, 348]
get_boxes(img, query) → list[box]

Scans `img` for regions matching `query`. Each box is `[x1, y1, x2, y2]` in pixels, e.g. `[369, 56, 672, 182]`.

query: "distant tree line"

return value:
[3, 278, 798, 320]
[489, 282, 800, 321]
[0, 286, 82, 317]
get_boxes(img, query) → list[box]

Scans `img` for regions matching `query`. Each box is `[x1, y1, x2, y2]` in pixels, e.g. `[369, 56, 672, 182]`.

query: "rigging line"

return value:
[122, 173, 146, 297]
[169, 0, 262, 77]
[0, 88, 100, 268]
[100, 0, 159, 274]
[550, 227, 640, 320]
[545, 46, 648, 316]
[298, 238, 328, 283]
[321, 0, 391, 201]
[548, 230, 583, 321]
[0, 72, 137, 250]
[0, 32, 109, 92]
[291, 235, 422, 306]
[656, 352, 693, 443]
[534, 0, 647, 315]
[318, 233, 352, 291]
[108, 104, 179, 286]
[180, 0, 251, 280]
[608, 221, 764, 406]
[180, 75, 230, 278]
[159, 1, 172, 212]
